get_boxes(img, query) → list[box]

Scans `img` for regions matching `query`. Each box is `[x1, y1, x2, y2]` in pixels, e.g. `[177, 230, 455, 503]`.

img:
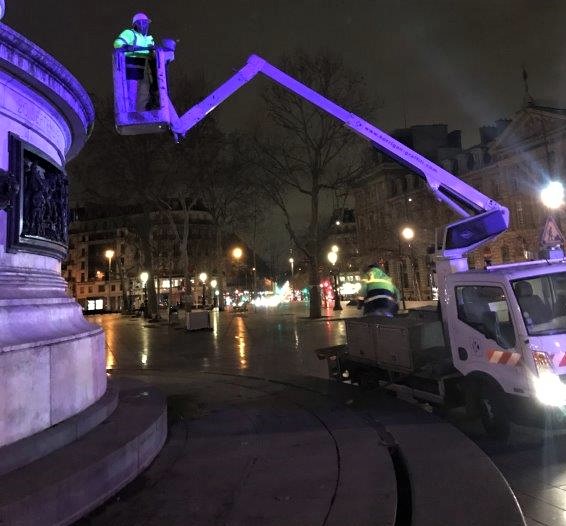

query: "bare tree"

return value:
[248, 50, 376, 318]
[69, 86, 222, 319]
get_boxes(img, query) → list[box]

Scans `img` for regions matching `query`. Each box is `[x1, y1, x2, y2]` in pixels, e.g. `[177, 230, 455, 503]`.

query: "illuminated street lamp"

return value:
[331, 244, 339, 253]
[540, 181, 564, 210]
[140, 271, 149, 317]
[104, 249, 115, 311]
[199, 272, 208, 308]
[327, 250, 342, 311]
[399, 227, 415, 311]
[401, 227, 414, 243]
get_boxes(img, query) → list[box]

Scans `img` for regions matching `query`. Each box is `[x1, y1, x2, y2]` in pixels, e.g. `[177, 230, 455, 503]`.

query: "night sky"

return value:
[7, 1, 566, 146]
[6, 1, 566, 264]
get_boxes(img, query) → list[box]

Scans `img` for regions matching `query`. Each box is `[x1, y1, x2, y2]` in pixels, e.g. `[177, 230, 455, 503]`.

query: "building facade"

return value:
[353, 105, 566, 300]
[64, 206, 218, 311]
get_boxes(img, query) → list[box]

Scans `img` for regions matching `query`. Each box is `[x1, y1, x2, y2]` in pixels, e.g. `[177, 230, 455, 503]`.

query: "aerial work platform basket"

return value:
[112, 40, 176, 136]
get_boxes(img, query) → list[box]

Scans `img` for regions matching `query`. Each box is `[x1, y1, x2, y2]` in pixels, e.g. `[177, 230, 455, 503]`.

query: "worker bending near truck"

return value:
[359, 263, 399, 317]
[114, 12, 159, 112]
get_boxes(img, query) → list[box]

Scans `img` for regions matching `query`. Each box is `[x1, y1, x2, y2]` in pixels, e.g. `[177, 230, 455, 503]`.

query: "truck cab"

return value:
[446, 260, 566, 422]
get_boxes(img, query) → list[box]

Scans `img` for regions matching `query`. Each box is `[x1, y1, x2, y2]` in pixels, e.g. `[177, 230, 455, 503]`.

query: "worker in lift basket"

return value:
[114, 12, 159, 112]
[358, 263, 399, 317]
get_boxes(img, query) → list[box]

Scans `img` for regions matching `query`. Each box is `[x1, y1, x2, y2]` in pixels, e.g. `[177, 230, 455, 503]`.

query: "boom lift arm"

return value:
[114, 50, 509, 260]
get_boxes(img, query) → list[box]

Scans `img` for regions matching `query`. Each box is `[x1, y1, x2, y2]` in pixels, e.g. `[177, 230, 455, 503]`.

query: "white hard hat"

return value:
[132, 12, 151, 25]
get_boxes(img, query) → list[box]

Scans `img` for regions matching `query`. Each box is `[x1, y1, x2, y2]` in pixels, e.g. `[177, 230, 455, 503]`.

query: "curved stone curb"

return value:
[207, 371, 527, 526]
[0, 383, 166, 526]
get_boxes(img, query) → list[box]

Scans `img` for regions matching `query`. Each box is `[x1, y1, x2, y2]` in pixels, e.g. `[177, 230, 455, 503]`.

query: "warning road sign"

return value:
[540, 217, 565, 248]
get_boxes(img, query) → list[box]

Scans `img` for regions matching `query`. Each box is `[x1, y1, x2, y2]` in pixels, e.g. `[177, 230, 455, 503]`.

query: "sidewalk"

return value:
[79, 371, 525, 526]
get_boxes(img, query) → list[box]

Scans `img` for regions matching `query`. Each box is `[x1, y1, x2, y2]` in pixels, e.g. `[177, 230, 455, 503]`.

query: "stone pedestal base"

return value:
[0, 267, 106, 448]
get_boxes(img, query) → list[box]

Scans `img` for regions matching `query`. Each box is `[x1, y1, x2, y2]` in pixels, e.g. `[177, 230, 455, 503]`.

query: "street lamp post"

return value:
[540, 181, 565, 258]
[105, 249, 114, 312]
[399, 227, 414, 311]
[232, 247, 243, 290]
[210, 279, 218, 308]
[289, 257, 294, 299]
[140, 271, 149, 317]
[327, 248, 342, 311]
[199, 272, 208, 309]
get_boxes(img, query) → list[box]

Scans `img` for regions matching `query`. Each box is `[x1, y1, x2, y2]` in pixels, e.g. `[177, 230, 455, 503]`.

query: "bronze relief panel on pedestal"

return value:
[5, 133, 68, 260]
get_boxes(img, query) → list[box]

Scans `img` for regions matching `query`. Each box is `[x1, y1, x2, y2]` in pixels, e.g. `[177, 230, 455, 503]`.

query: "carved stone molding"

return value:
[0, 168, 18, 211]
[0, 22, 95, 160]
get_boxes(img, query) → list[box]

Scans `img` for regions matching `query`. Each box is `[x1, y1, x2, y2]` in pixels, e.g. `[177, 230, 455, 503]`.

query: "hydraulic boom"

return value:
[114, 50, 510, 260]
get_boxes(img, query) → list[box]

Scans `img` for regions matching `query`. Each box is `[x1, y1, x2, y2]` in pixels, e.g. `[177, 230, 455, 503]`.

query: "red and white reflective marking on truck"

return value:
[551, 352, 566, 368]
[486, 349, 521, 366]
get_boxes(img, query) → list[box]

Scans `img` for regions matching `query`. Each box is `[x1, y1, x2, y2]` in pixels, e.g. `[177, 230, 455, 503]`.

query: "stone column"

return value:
[0, 23, 106, 447]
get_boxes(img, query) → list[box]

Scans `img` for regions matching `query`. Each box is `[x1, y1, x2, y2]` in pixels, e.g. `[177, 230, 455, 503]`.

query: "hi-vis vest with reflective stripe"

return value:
[114, 29, 155, 57]
[361, 269, 398, 298]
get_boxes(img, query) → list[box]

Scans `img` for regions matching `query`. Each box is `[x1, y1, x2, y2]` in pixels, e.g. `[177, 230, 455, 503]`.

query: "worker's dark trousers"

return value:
[125, 57, 159, 111]
[363, 289, 398, 317]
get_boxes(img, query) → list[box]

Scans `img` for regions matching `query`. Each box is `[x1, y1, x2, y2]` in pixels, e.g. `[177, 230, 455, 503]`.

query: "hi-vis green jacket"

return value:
[359, 267, 398, 301]
[114, 29, 155, 57]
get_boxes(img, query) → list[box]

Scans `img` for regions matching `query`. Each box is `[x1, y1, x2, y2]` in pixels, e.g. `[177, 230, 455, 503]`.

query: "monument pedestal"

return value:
[0, 23, 107, 448]
[0, 20, 166, 524]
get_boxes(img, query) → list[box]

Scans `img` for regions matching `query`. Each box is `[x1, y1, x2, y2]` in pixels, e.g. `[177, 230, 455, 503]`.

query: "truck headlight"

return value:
[532, 352, 566, 407]
[534, 372, 566, 407]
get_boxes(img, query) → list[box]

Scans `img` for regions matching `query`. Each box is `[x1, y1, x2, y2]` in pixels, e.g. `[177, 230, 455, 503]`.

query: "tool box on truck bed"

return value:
[345, 309, 449, 373]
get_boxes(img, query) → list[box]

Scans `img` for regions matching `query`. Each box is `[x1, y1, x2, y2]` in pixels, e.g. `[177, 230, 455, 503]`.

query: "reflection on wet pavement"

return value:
[92, 303, 350, 379]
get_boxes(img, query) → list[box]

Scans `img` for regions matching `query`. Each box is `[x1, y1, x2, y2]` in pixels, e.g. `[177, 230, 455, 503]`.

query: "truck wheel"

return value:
[464, 379, 480, 419]
[478, 383, 510, 440]
[359, 372, 379, 392]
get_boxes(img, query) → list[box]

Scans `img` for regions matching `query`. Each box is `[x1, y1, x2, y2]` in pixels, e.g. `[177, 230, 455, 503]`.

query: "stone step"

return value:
[0, 381, 166, 526]
[0, 382, 118, 477]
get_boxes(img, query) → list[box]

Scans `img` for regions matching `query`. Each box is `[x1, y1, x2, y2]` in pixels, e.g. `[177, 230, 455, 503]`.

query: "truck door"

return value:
[449, 285, 521, 383]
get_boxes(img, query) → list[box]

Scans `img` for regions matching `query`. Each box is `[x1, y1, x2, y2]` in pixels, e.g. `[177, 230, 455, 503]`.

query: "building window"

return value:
[81, 273, 85, 282]
[80, 261, 85, 270]
[501, 245, 510, 262]
[88, 286, 93, 293]
[491, 180, 500, 197]
[79, 287, 85, 294]
[455, 285, 515, 348]
[516, 201, 524, 227]
[111, 285, 116, 291]
[81, 248, 86, 257]
[98, 285, 105, 292]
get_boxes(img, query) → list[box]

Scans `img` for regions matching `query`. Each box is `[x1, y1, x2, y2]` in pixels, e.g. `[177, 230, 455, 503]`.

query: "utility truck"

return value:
[112, 44, 566, 438]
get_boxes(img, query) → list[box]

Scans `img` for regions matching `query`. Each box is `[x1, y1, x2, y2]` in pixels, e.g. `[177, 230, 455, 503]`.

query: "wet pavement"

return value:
[81, 303, 566, 525]
[101, 304, 353, 379]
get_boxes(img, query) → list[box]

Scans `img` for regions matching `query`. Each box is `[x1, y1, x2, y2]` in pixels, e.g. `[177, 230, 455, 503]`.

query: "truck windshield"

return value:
[512, 272, 566, 336]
